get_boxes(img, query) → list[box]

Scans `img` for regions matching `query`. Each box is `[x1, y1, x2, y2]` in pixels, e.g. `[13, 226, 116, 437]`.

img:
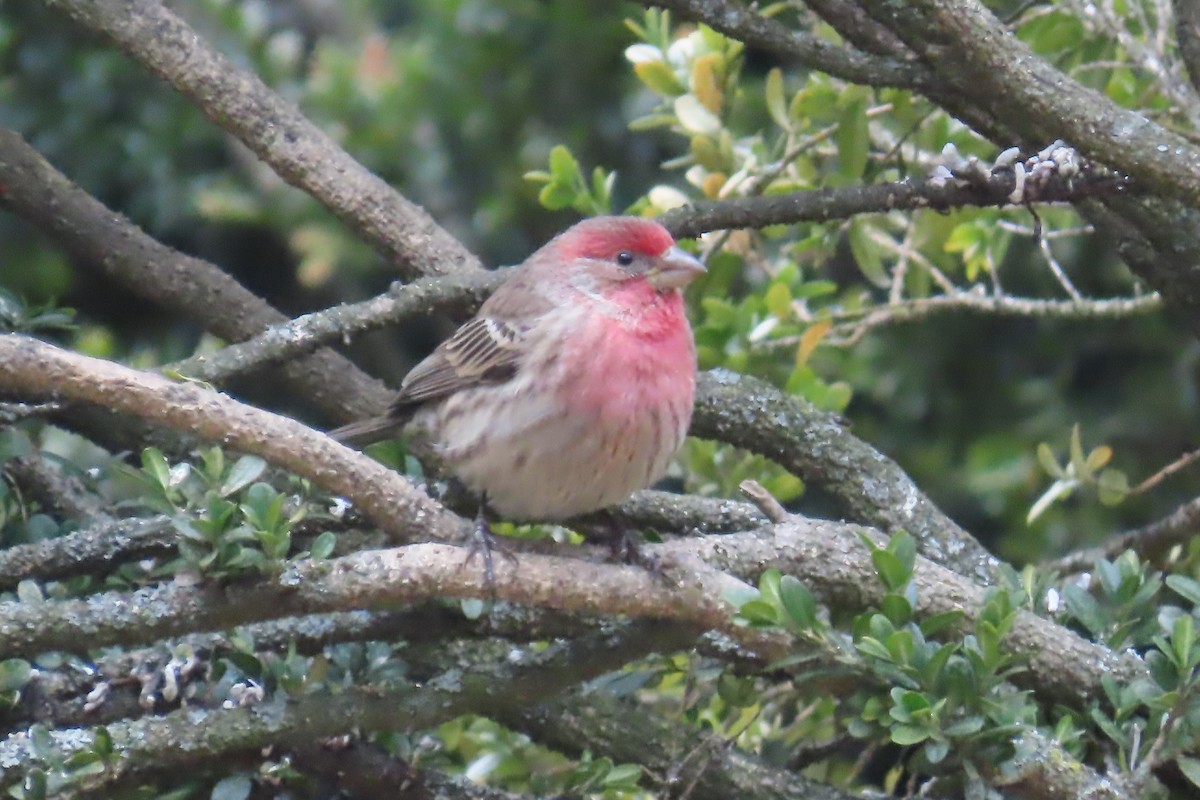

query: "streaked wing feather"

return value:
[392, 317, 527, 407]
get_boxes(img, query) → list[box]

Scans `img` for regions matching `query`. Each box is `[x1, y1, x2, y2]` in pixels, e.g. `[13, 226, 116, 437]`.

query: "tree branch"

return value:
[37, 0, 480, 279]
[167, 270, 507, 385]
[1175, 0, 1200, 98]
[1047, 494, 1200, 574]
[0, 520, 1143, 710]
[644, 0, 933, 91]
[0, 335, 469, 546]
[0, 128, 390, 423]
[692, 370, 1001, 584]
[0, 516, 173, 591]
[514, 688, 858, 800]
[1, 622, 694, 794]
[2, 454, 111, 523]
[853, 0, 1200, 208]
[659, 167, 1129, 239]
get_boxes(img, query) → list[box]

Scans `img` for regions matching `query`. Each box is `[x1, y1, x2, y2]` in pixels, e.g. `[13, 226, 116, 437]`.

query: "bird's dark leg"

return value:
[598, 510, 663, 576]
[462, 492, 517, 596]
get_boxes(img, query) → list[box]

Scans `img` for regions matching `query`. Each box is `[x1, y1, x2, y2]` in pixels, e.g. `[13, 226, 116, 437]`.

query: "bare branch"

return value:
[1, 455, 111, 523]
[660, 167, 1128, 239]
[0, 516, 173, 591]
[0, 519, 1145, 709]
[0, 622, 693, 794]
[1175, 0, 1200, 98]
[0, 335, 469, 546]
[644, 0, 934, 91]
[1047, 494, 1200, 574]
[692, 370, 1003, 584]
[168, 270, 507, 385]
[766, 291, 1163, 347]
[0, 128, 390, 423]
[853, 0, 1200, 208]
[37, 0, 480, 279]
[514, 687, 859, 800]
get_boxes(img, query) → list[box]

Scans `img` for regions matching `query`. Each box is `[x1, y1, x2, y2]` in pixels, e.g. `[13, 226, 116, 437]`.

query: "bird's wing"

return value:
[391, 316, 529, 408]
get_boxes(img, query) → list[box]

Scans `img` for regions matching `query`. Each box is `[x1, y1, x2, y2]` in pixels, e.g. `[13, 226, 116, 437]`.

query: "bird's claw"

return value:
[607, 527, 670, 582]
[462, 516, 517, 598]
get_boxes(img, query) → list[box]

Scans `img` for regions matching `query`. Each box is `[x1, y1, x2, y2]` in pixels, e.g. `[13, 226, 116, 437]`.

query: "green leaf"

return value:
[1085, 445, 1113, 474]
[924, 739, 950, 764]
[65, 751, 105, 776]
[890, 724, 929, 745]
[1036, 443, 1063, 479]
[758, 568, 783, 608]
[602, 764, 643, 787]
[739, 599, 781, 625]
[943, 715, 985, 736]
[848, 219, 890, 288]
[1173, 614, 1197, 670]
[882, 594, 913, 626]
[1069, 423, 1085, 474]
[211, 774, 252, 800]
[717, 672, 758, 708]
[0, 659, 32, 692]
[764, 282, 791, 318]
[539, 181, 577, 211]
[633, 59, 685, 96]
[856, 637, 893, 661]
[1097, 468, 1129, 505]
[310, 531, 336, 561]
[920, 610, 964, 637]
[1167, 575, 1200, 607]
[1178, 756, 1200, 790]
[142, 447, 171, 491]
[722, 580, 760, 609]
[889, 531, 916, 574]
[872, 550, 911, 591]
[220, 456, 266, 497]
[836, 98, 869, 179]
[778, 575, 818, 630]
[765, 67, 789, 129]
[548, 145, 581, 183]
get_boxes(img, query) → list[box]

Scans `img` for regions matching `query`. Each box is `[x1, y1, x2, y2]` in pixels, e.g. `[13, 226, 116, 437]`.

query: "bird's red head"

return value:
[548, 216, 705, 292]
[556, 217, 677, 262]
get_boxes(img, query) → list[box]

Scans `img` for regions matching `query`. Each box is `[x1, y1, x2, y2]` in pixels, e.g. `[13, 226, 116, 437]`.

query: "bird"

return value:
[330, 215, 705, 579]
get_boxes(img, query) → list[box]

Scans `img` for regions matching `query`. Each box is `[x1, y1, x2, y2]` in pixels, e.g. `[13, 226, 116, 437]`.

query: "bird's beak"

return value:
[647, 246, 706, 290]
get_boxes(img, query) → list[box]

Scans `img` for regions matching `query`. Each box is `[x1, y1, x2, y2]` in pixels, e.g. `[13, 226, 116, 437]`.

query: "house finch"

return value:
[331, 215, 704, 575]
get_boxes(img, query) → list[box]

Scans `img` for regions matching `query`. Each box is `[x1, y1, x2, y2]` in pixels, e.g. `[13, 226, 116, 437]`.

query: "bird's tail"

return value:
[327, 416, 404, 449]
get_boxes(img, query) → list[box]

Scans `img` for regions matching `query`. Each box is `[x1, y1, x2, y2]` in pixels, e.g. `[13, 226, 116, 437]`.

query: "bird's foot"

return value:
[606, 526, 668, 580]
[461, 510, 517, 598]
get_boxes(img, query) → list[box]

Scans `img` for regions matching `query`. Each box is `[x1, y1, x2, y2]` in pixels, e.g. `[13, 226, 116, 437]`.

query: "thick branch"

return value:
[854, 0, 1200, 207]
[38, 0, 480, 279]
[0, 128, 389, 423]
[1172, 0, 1200, 98]
[2, 455, 111, 523]
[0, 521, 1142, 709]
[0, 516, 172, 591]
[692, 370, 1001, 584]
[0, 335, 469, 545]
[515, 689, 856, 800]
[1, 622, 693, 794]
[644, 0, 933, 90]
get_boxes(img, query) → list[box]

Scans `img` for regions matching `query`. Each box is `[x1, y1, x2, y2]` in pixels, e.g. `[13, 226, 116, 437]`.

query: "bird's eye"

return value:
[616, 251, 635, 267]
